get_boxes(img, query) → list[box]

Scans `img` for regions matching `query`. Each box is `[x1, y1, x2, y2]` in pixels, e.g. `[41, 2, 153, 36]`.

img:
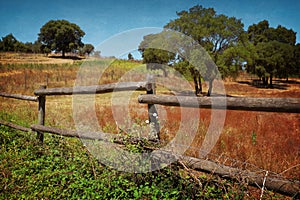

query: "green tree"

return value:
[139, 30, 218, 95]
[140, 5, 244, 96]
[139, 33, 176, 77]
[38, 19, 85, 57]
[165, 5, 244, 63]
[80, 44, 95, 56]
[14, 41, 28, 52]
[93, 50, 101, 58]
[127, 53, 134, 60]
[0, 33, 18, 52]
[32, 41, 43, 53]
[247, 20, 297, 86]
[294, 44, 300, 78]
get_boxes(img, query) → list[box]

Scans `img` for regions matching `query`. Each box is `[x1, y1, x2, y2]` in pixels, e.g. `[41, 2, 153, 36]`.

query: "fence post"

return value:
[146, 74, 160, 141]
[37, 85, 46, 143]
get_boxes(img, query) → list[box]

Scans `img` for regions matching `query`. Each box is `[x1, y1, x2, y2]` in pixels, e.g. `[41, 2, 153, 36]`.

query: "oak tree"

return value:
[38, 20, 85, 57]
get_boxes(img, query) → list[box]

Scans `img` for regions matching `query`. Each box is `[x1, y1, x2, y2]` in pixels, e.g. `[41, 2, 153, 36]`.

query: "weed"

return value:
[251, 131, 257, 145]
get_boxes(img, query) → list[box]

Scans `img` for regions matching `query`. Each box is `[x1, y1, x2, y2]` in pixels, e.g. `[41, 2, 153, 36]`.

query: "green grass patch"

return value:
[0, 126, 249, 199]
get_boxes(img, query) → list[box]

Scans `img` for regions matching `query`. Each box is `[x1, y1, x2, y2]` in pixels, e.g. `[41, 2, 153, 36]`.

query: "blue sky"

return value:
[1, 0, 299, 57]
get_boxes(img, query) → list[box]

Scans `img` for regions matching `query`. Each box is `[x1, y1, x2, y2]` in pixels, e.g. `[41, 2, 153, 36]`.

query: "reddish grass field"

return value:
[0, 54, 299, 181]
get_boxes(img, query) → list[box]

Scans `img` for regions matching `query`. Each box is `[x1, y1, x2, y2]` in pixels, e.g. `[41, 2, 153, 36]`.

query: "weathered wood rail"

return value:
[0, 79, 300, 197]
[138, 94, 300, 113]
[0, 92, 38, 102]
[0, 119, 31, 132]
[34, 82, 148, 96]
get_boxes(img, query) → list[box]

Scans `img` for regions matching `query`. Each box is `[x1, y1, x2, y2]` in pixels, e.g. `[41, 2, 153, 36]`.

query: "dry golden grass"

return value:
[0, 53, 299, 180]
[0, 52, 83, 64]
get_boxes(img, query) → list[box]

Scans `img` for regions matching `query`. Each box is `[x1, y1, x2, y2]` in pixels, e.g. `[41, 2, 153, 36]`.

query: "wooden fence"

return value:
[0, 79, 300, 197]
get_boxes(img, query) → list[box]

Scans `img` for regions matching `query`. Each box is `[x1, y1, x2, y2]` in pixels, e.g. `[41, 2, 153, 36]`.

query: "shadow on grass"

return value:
[237, 79, 290, 90]
[48, 55, 83, 60]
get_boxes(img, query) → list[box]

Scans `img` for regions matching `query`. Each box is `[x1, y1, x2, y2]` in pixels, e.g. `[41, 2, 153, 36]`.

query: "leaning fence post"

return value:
[37, 85, 46, 143]
[146, 74, 160, 141]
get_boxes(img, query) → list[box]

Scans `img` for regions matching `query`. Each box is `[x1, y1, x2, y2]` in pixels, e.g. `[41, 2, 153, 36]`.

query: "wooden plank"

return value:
[138, 95, 300, 113]
[34, 82, 148, 96]
[0, 119, 31, 132]
[0, 92, 38, 102]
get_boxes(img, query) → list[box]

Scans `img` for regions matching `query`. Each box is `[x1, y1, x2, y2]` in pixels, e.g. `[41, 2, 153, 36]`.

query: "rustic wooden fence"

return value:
[0, 78, 300, 197]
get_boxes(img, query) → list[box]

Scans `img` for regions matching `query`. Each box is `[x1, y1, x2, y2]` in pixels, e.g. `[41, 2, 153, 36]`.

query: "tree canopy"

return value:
[246, 20, 297, 86]
[0, 34, 43, 53]
[165, 5, 244, 62]
[140, 5, 244, 96]
[80, 44, 95, 56]
[139, 5, 299, 95]
[38, 20, 85, 57]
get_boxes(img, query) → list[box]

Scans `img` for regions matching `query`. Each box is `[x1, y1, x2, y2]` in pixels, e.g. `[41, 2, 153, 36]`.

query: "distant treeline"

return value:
[0, 33, 44, 54]
[0, 33, 95, 56]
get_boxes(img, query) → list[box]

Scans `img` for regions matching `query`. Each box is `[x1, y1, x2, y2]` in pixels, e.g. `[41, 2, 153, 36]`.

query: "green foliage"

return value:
[0, 33, 18, 52]
[140, 5, 244, 95]
[0, 125, 248, 199]
[127, 53, 134, 60]
[0, 34, 44, 53]
[38, 19, 85, 57]
[80, 44, 95, 56]
[247, 20, 298, 85]
[165, 5, 244, 62]
[251, 131, 257, 145]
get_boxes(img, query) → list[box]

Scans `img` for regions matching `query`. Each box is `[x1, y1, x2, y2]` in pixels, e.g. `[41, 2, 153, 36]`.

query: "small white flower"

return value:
[153, 113, 157, 117]
[145, 120, 150, 124]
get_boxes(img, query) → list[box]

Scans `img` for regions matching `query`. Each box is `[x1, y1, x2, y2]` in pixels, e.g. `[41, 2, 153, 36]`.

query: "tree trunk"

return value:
[262, 77, 269, 87]
[207, 79, 213, 97]
[269, 74, 273, 88]
[62, 50, 65, 57]
[193, 75, 199, 96]
[198, 74, 202, 94]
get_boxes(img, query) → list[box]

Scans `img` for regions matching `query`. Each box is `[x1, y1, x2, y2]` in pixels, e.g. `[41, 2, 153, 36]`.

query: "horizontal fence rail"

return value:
[30, 124, 158, 145]
[138, 94, 300, 113]
[0, 92, 38, 102]
[31, 124, 120, 142]
[0, 119, 31, 132]
[34, 82, 148, 96]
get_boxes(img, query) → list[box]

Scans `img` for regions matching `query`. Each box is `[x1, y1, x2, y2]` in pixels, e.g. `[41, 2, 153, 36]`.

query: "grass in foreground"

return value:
[0, 125, 255, 199]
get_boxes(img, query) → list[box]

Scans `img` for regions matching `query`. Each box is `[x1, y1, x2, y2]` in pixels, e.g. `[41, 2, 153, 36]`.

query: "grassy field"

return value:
[0, 53, 299, 199]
